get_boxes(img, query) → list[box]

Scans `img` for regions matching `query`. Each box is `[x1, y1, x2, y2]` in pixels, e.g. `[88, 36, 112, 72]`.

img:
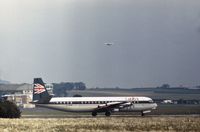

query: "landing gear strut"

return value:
[141, 111, 144, 116]
[92, 112, 97, 117]
[105, 111, 111, 116]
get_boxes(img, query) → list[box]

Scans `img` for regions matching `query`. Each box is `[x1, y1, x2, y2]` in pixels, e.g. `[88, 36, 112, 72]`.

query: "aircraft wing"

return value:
[94, 101, 132, 112]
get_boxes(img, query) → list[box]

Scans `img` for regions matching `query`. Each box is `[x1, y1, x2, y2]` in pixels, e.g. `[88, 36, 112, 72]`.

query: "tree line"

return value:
[53, 82, 86, 97]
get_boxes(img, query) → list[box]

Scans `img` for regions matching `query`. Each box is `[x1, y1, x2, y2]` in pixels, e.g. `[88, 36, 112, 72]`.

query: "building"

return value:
[45, 83, 54, 95]
[0, 83, 53, 108]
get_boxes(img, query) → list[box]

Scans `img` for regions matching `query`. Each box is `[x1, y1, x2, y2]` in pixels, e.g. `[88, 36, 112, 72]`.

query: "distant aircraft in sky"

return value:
[104, 43, 114, 46]
[31, 78, 157, 116]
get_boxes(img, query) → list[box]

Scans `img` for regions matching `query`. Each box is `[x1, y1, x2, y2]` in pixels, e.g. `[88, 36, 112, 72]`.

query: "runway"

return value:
[21, 114, 200, 118]
[20, 106, 200, 118]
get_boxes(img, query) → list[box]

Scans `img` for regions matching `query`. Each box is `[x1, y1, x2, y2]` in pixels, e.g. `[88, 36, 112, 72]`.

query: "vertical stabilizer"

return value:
[33, 78, 52, 104]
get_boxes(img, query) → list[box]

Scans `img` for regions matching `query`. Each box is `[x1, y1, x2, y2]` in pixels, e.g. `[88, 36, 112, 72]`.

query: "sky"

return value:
[0, 0, 200, 88]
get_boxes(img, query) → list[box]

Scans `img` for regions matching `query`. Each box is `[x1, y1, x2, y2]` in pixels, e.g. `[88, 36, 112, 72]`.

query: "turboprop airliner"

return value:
[32, 78, 157, 116]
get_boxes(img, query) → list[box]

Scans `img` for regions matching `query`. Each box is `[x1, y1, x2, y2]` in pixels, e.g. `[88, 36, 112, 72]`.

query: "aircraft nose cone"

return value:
[155, 103, 158, 107]
[152, 103, 157, 109]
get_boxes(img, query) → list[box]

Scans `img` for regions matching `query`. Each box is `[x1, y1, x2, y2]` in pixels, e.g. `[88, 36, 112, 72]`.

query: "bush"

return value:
[0, 101, 21, 118]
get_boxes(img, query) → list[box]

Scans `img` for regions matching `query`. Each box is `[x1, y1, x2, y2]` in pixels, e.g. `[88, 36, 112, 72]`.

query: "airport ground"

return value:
[16, 104, 200, 131]
[0, 116, 199, 131]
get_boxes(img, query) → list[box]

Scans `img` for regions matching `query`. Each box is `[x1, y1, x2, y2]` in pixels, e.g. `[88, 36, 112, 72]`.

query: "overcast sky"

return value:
[0, 0, 200, 88]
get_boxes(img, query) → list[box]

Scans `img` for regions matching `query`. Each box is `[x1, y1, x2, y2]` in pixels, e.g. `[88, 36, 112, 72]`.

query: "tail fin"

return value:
[32, 78, 52, 104]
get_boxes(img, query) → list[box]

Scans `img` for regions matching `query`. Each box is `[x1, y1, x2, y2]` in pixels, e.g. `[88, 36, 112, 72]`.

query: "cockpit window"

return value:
[149, 100, 153, 103]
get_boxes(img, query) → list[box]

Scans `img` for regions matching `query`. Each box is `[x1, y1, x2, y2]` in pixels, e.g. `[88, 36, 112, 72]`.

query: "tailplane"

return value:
[32, 78, 52, 104]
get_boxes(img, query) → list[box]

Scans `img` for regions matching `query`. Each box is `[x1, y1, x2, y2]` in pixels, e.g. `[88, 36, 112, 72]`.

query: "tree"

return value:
[160, 84, 170, 89]
[196, 86, 200, 89]
[74, 82, 86, 90]
[0, 101, 21, 118]
[53, 82, 86, 97]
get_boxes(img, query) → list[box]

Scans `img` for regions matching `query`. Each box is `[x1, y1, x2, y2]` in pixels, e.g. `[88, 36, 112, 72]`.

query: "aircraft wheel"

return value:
[141, 112, 144, 116]
[105, 111, 111, 116]
[92, 112, 97, 116]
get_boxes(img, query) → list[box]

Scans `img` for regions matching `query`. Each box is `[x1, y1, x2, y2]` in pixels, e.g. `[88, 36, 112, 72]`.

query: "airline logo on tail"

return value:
[34, 84, 45, 94]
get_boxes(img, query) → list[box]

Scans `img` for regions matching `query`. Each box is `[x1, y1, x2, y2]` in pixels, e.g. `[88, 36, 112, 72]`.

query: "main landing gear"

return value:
[92, 111, 111, 117]
[92, 112, 97, 117]
[141, 111, 144, 116]
[105, 111, 111, 117]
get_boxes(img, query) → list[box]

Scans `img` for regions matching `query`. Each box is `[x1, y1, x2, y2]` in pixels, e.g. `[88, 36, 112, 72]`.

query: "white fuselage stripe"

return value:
[36, 96, 157, 112]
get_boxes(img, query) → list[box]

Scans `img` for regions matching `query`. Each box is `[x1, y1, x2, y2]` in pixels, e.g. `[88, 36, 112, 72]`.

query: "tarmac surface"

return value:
[21, 114, 200, 118]
[21, 105, 200, 118]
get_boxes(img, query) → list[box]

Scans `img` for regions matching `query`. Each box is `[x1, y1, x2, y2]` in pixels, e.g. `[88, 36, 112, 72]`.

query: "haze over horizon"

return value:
[0, 0, 200, 88]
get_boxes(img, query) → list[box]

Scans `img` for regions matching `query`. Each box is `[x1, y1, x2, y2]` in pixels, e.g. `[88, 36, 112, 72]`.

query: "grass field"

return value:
[68, 89, 200, 100]
[0, 117, 199, 132]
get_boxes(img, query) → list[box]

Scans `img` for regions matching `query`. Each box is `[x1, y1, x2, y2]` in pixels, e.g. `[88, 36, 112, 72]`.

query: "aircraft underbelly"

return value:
[37, 104, 98, 112]
[121, 104, 154, 112]
[65, 104, 98, 112]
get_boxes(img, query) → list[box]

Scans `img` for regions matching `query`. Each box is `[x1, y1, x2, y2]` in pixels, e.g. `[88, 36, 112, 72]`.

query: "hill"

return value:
[0, 80, 10, 84]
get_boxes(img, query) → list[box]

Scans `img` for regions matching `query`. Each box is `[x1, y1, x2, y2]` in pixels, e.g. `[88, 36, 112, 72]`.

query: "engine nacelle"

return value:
[143, 110, 151, 113]
[113, 108, 119, 112]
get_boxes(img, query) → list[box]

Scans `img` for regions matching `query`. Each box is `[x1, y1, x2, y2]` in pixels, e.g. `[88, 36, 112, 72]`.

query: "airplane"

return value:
[104, 43, 114, 46]
[31, 78, 157, 116]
